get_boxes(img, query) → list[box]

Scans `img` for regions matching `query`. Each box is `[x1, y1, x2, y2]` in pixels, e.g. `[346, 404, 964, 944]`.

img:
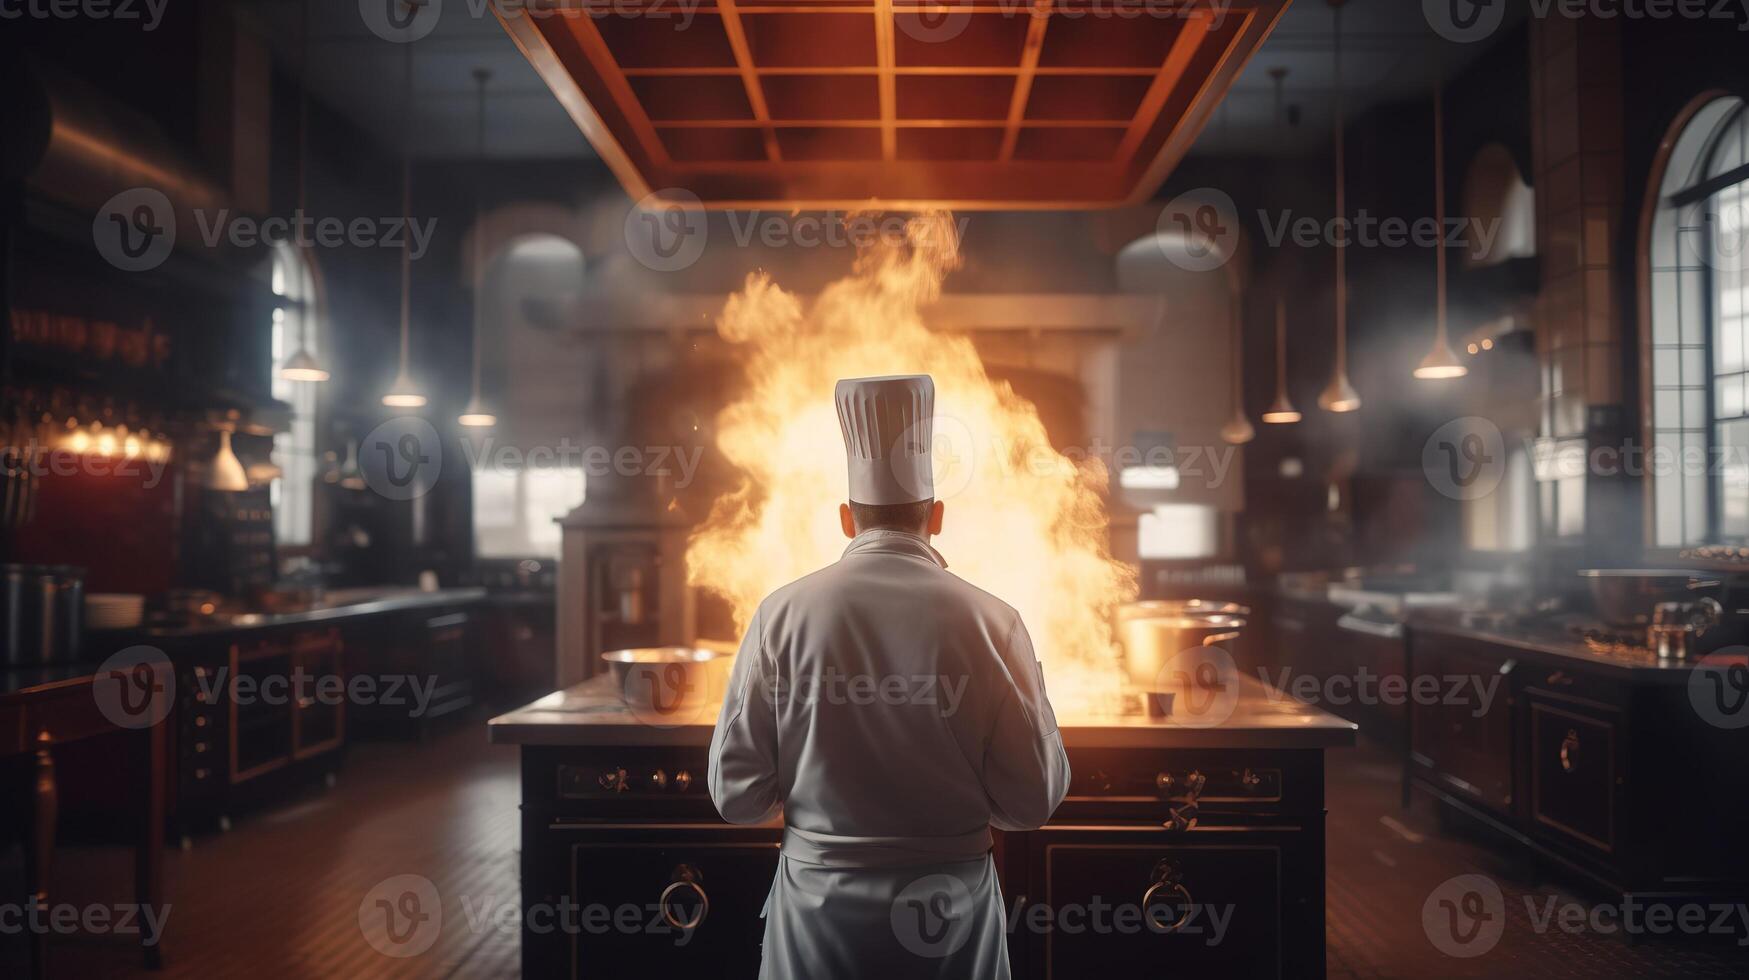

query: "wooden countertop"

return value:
[489, 671, 1358, 750]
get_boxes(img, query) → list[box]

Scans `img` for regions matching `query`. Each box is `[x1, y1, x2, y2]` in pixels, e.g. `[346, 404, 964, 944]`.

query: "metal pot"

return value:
[1648, 597, 1721, 661]
[602, 647, 732, 715]
[1117, 599, 1251, 622]
[1578, 569, 1702, 628]
[1116, 613, 1245, 690]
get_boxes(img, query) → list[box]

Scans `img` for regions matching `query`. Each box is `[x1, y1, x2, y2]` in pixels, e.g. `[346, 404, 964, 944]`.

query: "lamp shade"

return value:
[1414, 339, 1469, 379]
[278, 346, 330, 382]
[382, 371, 428, 409]
[1262, 393, 1302, 425]
[1318, 372, 1361, 413]
[458, 395, 497, 428]
[1220, 412, 1256, 445]
[210, 429, 249, 492]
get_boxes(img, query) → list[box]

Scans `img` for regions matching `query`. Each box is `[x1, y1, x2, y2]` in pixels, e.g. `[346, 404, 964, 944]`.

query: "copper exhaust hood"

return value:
[493, 0, 1290, 209]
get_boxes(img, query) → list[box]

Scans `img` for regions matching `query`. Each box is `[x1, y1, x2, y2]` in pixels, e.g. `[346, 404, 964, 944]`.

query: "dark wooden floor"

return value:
[8, 721, 1745, 978]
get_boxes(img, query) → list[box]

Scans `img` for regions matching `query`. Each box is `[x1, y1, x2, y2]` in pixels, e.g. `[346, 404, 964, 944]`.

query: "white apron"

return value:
[709, 530, 1070, 979]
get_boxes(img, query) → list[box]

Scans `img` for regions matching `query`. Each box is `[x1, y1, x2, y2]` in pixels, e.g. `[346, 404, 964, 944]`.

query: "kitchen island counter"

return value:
[488, 671, 1358, 749]
[494, 668, 1349, 979]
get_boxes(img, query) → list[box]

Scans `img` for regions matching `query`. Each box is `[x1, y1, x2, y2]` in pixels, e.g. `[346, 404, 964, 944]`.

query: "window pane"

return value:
[270, 247, 321, 549]
[1717, 375, 1744, 419]
[523, 467, 585, 557]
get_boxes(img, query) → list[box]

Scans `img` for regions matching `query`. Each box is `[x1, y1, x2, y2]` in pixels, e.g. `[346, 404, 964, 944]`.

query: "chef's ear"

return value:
[840, 502, 857, 539]
[927, 499, 944, 536]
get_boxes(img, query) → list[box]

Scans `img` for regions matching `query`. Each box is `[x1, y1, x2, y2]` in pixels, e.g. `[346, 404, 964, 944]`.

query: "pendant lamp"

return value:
[383, 38, 426, 409]
[278, 0, 328, 383]
[1414, 79, 1468, 380]
[459, 68, 497, 427]
[1318, 0, 1361, 413]
[1262, 298, 1302, 424]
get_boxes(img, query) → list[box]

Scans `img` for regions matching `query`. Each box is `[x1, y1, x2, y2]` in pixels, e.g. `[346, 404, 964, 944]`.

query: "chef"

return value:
[709, 374, 1070, 979]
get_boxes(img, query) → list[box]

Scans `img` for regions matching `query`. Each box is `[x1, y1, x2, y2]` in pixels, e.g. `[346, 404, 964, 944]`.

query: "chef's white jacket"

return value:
[710, 528, 1071, 979]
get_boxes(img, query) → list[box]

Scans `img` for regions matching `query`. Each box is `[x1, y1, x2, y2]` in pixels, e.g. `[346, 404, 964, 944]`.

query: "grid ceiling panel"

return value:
[504, 0, 1289, 207]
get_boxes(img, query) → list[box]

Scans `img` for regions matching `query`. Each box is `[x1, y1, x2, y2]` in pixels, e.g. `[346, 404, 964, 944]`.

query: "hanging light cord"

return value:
[398, 37, 413, 379]
[1434, 82, 1448, 349]
[295, 0, 312, 352]
[471, 70, 488, 403]
[1276, 297, 1288, 394]
[1333, 2, 1348, 376]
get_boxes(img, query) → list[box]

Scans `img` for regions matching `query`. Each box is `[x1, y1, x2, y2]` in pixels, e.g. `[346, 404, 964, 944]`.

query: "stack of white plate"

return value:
[86, 593, 146, 630]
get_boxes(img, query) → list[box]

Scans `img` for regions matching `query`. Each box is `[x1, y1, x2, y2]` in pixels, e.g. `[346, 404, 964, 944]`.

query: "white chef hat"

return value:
[834, 374, 935, 505]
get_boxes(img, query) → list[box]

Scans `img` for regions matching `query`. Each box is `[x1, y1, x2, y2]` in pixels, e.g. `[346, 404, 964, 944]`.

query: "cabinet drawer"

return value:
[1410, 639, 1514, 812]
[1028, 827, 1304, 979]
[1529, 699, 1618, 854]
[566, 828, 780, 979]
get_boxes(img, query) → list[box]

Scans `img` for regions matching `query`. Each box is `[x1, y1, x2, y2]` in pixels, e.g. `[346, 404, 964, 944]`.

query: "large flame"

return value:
[686, 213, 1136, 710]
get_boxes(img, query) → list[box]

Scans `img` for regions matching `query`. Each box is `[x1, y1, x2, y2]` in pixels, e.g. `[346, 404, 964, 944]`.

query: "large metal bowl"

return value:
[1117, 599, 1252, 622]
[1116, 613, 1246, 690]
[1578, 569, 1700, 628]
[602, 647, 732, 715]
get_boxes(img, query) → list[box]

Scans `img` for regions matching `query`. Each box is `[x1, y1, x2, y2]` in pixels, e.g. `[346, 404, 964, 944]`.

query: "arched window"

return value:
[1643, 96, 1749, 547]
[471, 233, 588, 559]
[270, 244, 324, 549]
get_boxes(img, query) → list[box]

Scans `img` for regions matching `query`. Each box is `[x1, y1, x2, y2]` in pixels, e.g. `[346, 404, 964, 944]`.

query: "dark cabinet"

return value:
[1025, 828, 1290, 978]
[1409, 634, 1514, 812]
[1404, 624, 1749, 922]
[1526, 695, 1620, 856]
[565, 828, 780, 978]
[346, 604, 478, 739]
[292, 630, 345, 759]
[228, 639, 295, 782]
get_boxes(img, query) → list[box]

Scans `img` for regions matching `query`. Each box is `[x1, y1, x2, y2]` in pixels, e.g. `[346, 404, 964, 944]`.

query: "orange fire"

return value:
[686, 213, 1136, 711]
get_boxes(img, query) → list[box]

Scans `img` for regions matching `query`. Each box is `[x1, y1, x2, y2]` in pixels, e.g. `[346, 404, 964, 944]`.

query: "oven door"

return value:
[1024, 825, 1305, 979]
[566, 825, 780, 979]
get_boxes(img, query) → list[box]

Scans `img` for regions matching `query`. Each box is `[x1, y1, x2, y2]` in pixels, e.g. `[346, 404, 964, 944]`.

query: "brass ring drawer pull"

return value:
[1143, 880, 1193, 933]
[1559, 729, 1580, 774]
[660, 876, 708, 931]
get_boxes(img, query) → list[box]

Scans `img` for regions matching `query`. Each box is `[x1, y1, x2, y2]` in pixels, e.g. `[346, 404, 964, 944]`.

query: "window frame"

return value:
[1638, 91, 1747, 550]
[269, 243, 327, 557]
